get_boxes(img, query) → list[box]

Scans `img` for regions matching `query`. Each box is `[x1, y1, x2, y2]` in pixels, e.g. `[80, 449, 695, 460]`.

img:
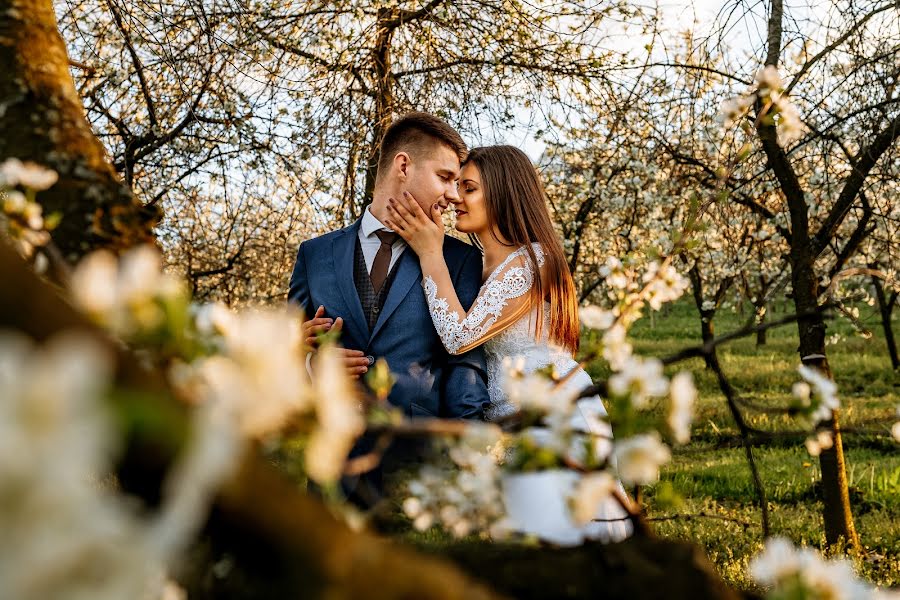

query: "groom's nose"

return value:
[444, 183, 460, 204]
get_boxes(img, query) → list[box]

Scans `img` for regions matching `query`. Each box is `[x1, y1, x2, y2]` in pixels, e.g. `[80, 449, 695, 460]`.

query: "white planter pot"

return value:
[501, 470, 633, 546]
[501, 470, 584, 546]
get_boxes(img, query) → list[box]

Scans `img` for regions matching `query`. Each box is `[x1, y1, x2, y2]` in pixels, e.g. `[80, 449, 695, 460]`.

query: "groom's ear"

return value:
[393, 151, 411, 181]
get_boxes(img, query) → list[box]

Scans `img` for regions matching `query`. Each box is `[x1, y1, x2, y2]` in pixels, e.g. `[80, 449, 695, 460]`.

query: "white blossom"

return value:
[70, 246, 186, 337]
[187, 308, 312, 440]
[755, 65, 783, 95]
[601, 324, 633, 371]
[668, 371, 696, 444]
[797, 365, 840, 424]
[0, 158, 58, 190]
[613, 433, 671, 486]
[580, 304, 616, 331]
[719, 94, 755, 128]
[749, 536, 875, 599]
[642, 261, 690, 310]
[608, 356, 669, 409]
[305, 344, 366, 485]
[501, 357, 574, 414]
[804, 430, 834, 457]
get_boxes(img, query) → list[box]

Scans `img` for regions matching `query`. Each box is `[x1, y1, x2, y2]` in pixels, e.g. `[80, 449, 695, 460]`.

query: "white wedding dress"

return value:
[424, 243, 632, 544]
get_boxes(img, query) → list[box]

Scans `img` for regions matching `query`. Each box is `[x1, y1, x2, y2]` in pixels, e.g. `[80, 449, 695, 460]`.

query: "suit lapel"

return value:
[369, 248, 421, 342]
[332, 220, 368, 346]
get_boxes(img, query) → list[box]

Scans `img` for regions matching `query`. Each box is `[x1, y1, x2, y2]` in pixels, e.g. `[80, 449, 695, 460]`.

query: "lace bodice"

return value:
[423, 243, 580, 420]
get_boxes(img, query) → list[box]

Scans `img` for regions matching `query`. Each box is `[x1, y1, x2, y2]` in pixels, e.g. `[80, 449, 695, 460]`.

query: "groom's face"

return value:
[403, 142, 461, 213]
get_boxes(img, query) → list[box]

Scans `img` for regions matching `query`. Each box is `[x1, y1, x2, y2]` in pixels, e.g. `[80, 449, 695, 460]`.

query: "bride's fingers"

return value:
[385, 219, 408, 236]
[389, 196, 417, 222]
[401, 191, 428, 220]
[385, 203, 409, 227]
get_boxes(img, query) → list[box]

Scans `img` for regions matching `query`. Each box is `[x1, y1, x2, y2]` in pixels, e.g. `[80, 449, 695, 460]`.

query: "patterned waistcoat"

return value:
[353, 237, 401, 332]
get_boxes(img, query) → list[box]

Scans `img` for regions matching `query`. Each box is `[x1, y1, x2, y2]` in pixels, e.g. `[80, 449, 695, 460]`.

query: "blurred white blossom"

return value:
[796, 365, 840, 424]
[642, 261, 690, 310]
[0, 331, 232, 600]
[804, 430, 834, 457]
[668, 372, 696, 444]
[0, 158, 58, 190]
[70, 245, 187, 338]
[1, 164, 53, 257]
[580, 305, 616, 331]
[608, 356, 669, 409]
[305, 344, 365, 485]
[601, 324, 633, 371]
[749, 536, 874, 599]
[183, 307, 311, 438]
[614, 433, 671, 486]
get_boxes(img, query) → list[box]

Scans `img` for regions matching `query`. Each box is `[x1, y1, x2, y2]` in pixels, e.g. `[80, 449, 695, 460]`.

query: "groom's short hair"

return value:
[376, 112, 467, 180]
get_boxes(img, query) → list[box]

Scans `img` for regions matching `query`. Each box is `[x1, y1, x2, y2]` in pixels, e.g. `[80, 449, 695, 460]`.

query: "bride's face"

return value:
[453, 163, 489, 234]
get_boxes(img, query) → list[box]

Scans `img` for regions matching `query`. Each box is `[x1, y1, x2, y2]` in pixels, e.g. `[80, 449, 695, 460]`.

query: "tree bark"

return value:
[0, 0, 158, 261]
[361, 8, 398, 211]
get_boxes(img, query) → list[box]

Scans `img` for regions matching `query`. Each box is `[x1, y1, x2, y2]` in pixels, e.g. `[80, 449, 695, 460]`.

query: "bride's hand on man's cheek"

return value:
[385, 192, 443, 252]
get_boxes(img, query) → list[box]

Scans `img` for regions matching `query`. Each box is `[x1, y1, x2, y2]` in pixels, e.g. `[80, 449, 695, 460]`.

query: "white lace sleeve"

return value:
[424, 244, 545, 354]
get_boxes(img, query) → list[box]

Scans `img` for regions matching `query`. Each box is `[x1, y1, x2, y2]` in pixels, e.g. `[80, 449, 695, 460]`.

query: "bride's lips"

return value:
[455, 210, 468, 218]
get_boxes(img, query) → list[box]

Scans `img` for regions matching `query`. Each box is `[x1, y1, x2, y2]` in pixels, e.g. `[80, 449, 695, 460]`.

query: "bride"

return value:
[385, 145, 631, 543]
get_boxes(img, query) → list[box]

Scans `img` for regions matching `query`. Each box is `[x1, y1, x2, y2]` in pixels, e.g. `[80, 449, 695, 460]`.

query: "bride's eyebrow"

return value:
[461, 179, 478, 185]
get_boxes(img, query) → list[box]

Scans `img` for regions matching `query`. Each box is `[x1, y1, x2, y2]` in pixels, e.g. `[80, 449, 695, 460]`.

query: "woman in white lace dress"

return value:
[385, 145, 631, 543]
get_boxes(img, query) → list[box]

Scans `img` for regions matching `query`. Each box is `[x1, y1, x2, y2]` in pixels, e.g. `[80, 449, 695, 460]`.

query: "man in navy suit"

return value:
[288, 112, 489, 428]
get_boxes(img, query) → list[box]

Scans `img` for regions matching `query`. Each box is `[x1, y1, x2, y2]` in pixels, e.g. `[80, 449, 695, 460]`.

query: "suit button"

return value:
[372, 306, 380, 314]
[365, 355, 375, 366]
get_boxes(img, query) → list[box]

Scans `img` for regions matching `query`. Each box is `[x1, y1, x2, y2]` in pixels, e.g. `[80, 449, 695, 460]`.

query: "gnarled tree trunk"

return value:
[0, 0, 157, 262]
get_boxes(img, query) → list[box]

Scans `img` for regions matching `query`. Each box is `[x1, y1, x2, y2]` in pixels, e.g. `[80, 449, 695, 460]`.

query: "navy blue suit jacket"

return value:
[288, 218, 490, 420]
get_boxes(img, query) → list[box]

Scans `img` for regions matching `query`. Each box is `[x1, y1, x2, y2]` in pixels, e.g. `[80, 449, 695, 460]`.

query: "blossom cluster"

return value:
[720, 65, 806, 147]
[0, 159, 56, 258]
[70, 245, 365, 486]
[402, 424, 508, 539]
[749, 537, 879, 599]
[792, 364, 840, 429]
[0, 331, 236, 600]
[71, 245, 188, 343]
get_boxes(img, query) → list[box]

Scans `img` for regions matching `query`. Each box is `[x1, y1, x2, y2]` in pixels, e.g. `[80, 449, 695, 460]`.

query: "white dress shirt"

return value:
[359, 206, 407, 273]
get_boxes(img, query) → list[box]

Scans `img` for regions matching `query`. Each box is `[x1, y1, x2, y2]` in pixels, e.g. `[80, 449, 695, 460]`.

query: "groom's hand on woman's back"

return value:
[302, 305, 371, 378]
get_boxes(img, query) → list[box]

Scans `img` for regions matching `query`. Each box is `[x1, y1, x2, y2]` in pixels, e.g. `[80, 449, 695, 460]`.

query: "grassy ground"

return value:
[578, 299, 899, 589]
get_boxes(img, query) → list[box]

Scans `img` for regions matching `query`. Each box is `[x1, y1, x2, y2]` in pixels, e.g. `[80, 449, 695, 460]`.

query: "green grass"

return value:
[580, 299, 900, 589]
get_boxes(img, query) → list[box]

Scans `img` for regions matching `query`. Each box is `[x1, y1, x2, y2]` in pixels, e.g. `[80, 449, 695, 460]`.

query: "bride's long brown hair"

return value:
[465, 145, 580, 354]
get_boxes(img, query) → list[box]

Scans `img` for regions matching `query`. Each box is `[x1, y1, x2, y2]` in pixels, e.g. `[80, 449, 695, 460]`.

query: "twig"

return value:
[647, 512, 754, 529]
[660, 307, 832, 366]
[706, 346, 770, 537]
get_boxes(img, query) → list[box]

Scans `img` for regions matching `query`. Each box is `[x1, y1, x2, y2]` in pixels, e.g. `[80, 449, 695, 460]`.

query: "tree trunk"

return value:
[786, 210, 859, 550]
[871, 270, 899, 369]
[688, 264, 717, 369]
[361, 8, 397, 213]
[0, 0, 158, 261]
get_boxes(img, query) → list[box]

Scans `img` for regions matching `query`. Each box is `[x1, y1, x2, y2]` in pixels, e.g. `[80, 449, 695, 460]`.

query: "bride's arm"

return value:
[386, 193, 537, 354]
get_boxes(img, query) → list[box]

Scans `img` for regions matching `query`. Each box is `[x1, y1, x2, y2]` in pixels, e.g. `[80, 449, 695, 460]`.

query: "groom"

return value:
[288, 112, 489, 423]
